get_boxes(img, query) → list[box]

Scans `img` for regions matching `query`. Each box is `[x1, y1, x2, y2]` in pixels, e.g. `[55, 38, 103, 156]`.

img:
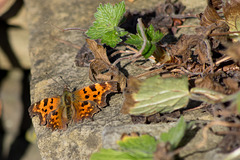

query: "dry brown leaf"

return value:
[75, 41, 94, 67]
[168, 34, 201, 62]
[223, 0, 240, 32]
[86, 39, 127, 91]
[225, 42, 240, 63]
[197, 0, 223, 27]
[121, 77, 141, 114]
[195, 75, 226, 93]
[223, 77, 239, 94]
[153, 143, 174, 160]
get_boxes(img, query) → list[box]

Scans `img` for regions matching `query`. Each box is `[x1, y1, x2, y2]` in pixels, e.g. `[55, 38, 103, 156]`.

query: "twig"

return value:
[110, 45, 139, 57]
[176, 25, 198, 28]
[215, 56, 232, 66]
[59, 28, 87, 32]
[126, 46, 139, 53]
[52, 36, 81, 50]
[203, 39, 214, 73]
[112, 46, 139, 66]
[49, 22, 86, 32]
[209, 31, 240, 37]
[138, 18, 146, 56]
[198, 121, 240, 148]
[214, 131, 240, 135]
[135, 65, 166, 78]
[180, 67, 204, 76]
[112, 18, 147, 66]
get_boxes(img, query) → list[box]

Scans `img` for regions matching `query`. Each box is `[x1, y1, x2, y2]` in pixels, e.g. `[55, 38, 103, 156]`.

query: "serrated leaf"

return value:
[125, 24, 164, 59]
[90, 149, 133, 160]
[125, 34, 142, 46]
[101, 30, 122, 48]
[91, 135, 157, 160]
[118, 134, 157, 159]
[122, 76, 190, 116]
[141, 42, 156, 59]
[160, 116, 187, 150]
[86, 1, 126, 47]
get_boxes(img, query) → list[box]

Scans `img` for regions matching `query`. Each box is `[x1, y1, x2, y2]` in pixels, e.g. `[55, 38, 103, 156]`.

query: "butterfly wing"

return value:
[72, 100, 100, 122]
[29, 97, 62, 126]
[46, 104, 69, 131]
[72, 81, 118, 107]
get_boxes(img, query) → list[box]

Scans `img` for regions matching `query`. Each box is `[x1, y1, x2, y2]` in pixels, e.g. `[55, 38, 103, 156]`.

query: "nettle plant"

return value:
[86, 1, 164, 59]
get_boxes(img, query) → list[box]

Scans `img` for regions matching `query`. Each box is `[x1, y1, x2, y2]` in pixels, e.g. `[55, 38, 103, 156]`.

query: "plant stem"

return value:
[138, 18, 146, 55]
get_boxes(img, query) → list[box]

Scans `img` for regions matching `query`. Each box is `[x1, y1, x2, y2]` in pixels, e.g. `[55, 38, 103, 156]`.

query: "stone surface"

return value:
[102, 123, 227, 160]
[25, 0, 160, 159]
[25, 0, 231, 159]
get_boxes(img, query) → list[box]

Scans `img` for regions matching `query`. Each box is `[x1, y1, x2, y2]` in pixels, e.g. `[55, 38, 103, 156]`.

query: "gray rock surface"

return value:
[25, 0, 230, 159]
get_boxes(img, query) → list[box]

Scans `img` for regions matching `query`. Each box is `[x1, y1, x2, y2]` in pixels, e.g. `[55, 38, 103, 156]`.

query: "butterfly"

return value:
[29, 81, 118, 131]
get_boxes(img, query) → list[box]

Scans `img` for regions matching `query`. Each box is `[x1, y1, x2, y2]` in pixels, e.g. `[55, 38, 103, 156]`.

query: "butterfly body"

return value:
[29, 81, 118, 131]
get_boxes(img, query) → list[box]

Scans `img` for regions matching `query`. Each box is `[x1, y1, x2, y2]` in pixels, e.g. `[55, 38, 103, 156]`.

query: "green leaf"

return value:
[118, 135, 157, 159]
[101, 30, 122, 48]
[190, 87, 226, 104]
[236, 92, 240, 114]
[91, 135, 157, 160]
[90, 149, 133, 160]
[86, 1, 126, 47]
[125, 24, 164, 59]
[127, 76, 190, 116]
[160, 116, 188, 150]
[221, 91, 240, 114]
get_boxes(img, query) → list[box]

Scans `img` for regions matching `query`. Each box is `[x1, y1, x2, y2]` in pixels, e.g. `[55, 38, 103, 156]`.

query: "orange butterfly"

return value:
[29, 81, 118, 131]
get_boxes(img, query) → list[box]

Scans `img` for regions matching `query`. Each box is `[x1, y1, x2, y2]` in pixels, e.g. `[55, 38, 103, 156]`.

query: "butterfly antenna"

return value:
[59, 76, 71, 89]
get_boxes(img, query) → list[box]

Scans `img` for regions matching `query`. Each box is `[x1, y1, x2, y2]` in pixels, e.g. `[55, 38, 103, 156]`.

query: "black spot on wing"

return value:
[83, 88, 87, 94]
[52, 111, 58, 116]
[85, 95, 89, 99]
[43, 99, 48, 106]
[50, 98, 54, 104]
[83, 101, 88, 106]
[89, 84, 97, 91]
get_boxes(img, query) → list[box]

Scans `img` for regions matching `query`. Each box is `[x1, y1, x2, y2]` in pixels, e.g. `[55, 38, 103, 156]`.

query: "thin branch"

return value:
[176, 25, 198, 28]
[110, 49, 135, 57]
[215, 56, 232, 65]
[112, 18, 148, 66]
[51, 36, 81, 50]
[138, 18, 146, 56]
[135, 67, 164, 78]
[60, 28, 87, 32]
[126, 45, 139, 53]
[49, 22, 86, 32]
[203, 39, 214, 73]
[209, 31, 240, 37]
[198, 121, 240, 148]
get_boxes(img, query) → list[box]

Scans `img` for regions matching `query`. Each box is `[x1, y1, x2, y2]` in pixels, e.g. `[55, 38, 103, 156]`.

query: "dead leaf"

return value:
[86, 39, 127, 91]
[223, 0, 240, 32]
[223, 78, 239, 94]
[122, 76, 189, 116]
[149, 0, 186, 35]
[153, 143, 174, 160]
[195, 74, 226, 93]
[168, 34, 201, 63]
[75, 41, 94, 67]
[197, 0, 223, 27]
[121, 76, 141, 114]
[225, 42, 240, 63]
